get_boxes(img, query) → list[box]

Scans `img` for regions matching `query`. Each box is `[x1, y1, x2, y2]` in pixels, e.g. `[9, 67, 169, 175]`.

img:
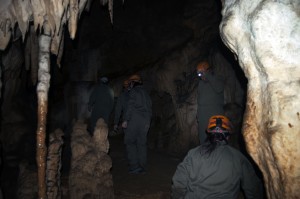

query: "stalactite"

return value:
[108, 0, 113, 24]
[24, 32, 31, 71]
[31, 26, 39, 85]
[36, 24, 52, 199]
[68, 0, 79, 39]
[79, 0, 88, 18]
[12, 0, 32, 41]
[56, 32, 64, 68]
[99, 0, 114, 23]
[0, 27, 12, 50]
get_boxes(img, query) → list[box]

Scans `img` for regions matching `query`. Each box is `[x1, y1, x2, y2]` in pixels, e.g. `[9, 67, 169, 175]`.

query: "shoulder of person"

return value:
[226, 145, 249, 158]
[187, 146, 202, 156]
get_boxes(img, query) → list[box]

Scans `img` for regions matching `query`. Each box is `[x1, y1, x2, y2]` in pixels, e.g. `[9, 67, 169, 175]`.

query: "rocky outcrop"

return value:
[220, 0, 300, 198]
[69, 119, 114, 199]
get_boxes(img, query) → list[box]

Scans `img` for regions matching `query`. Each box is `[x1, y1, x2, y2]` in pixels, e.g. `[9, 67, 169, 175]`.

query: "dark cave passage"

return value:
[3, 0, 299, 198]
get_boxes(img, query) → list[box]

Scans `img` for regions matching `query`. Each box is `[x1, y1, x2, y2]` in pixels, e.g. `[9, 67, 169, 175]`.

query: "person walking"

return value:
[122, 74, 152, 174]
[88, 76, 114, 134]
[196, 61, 225, 144]
[171, 115, 263, 199]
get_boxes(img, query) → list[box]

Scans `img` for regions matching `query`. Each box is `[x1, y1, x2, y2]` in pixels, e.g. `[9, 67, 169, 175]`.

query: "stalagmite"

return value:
[69, 119, 114, 199]
[46, 129, 64, 199]
[220, 0, 300, 198]
[36, 24, 52, 199]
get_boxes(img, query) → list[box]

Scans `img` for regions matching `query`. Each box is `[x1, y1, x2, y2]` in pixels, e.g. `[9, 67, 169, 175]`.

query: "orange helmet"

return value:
[207, 115, 232, 134]
[128, 74, 142, 83]
[196, 61, 210, 72]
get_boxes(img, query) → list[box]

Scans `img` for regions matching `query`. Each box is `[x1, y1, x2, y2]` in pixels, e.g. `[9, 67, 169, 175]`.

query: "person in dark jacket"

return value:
[196, 61, 225, 144]
[122, 74, 152, 174]
[172, 115, 263, 199]
[113, 79, 130, 133]
[88, 76, 114, 134]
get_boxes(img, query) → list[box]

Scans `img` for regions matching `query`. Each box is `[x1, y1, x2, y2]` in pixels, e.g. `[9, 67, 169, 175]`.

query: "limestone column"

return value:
[220, 1, 300, 198]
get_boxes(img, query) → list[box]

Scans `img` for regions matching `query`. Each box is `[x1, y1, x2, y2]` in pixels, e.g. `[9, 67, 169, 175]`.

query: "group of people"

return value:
[87, 60, 263, 198]
[171, 61, 263, 198]
[88, 74, 152, 174]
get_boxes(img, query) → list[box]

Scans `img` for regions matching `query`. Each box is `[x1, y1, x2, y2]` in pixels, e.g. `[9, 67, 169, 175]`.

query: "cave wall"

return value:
[220, 0, 300, 198]
[0, 0, 245, 158]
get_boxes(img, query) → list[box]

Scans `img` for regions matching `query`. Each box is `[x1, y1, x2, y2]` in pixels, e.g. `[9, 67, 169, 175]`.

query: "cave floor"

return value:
[109, 134, 181, 199]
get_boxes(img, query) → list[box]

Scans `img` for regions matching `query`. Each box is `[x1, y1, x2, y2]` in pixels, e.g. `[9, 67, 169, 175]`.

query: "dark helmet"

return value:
[100, 76, 109, 84]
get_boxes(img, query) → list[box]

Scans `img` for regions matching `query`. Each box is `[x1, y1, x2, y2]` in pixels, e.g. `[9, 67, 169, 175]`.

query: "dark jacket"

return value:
[88, 82, 114, 124]
[196, 71, 225, 143]
[125, 85, 152, 122]
[197, 72, 224, 109]
[114, 90, 130, 125]
[172, 143, 263, 199]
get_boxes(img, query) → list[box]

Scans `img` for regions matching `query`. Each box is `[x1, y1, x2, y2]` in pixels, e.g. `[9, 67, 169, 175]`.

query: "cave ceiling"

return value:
[0, 0, 225, 87]
[68, 0, 222, 78]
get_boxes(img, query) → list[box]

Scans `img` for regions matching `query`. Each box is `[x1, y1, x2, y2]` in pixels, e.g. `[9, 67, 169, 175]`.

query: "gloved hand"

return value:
[113, 124, 118, 131]
[122, 121, 128, 129]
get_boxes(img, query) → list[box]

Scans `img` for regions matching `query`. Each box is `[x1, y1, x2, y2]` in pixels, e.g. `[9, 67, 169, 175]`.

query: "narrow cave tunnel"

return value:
[0, 0, 299, 199]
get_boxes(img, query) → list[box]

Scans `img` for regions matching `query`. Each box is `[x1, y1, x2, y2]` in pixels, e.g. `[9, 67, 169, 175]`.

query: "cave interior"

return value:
[0, 0, 257, 198]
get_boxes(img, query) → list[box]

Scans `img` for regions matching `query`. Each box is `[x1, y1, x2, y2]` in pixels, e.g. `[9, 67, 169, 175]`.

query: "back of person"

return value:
[88, 77, 114, 133]
[93, 83, 114, 117]
[174, 144, 261, 199]
[171, 115, 263, 199]
[128, 85, 152, 120]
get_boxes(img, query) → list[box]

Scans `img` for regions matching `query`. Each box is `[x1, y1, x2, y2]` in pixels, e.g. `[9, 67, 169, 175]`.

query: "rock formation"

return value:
[17, 129, 64, 199]
[46, 129, 64, 199]
[69, 119, 114, 199]
[220, 0, 300, 198]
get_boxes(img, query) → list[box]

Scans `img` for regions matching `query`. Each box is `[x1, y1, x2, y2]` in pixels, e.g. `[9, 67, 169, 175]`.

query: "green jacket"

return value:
[172, 143, 263, 199]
